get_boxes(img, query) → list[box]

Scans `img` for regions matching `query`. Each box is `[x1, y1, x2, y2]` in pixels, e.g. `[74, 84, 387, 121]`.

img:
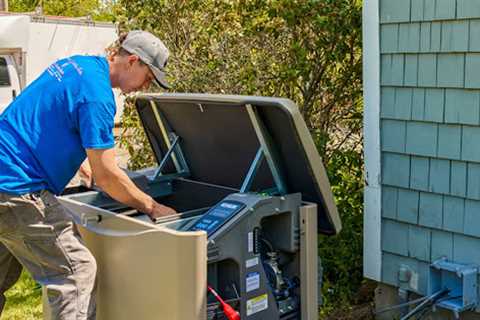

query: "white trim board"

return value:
[362, 0, 382, 281]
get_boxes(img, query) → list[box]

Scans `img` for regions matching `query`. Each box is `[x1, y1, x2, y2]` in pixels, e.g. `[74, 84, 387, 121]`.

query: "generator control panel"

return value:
[188, 200, 246, 236]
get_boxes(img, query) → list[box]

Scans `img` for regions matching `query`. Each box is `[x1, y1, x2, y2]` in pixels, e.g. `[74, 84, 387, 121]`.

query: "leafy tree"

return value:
[7, 0, 37, 12]
[115, 0, 362, 160]
[8, 0, 115, 21]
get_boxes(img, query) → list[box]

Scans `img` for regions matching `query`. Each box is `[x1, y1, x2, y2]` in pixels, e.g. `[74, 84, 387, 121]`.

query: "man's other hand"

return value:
[149, 202, 177, 221]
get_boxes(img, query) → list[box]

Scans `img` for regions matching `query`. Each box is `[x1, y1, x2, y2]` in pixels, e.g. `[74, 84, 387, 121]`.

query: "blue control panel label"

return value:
[189, 200, 246, 236]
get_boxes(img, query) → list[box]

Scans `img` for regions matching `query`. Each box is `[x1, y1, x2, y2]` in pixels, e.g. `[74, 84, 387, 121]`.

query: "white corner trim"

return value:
[363, 0, 382, 281]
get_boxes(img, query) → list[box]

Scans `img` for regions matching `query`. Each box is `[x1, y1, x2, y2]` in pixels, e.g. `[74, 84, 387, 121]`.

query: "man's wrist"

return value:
[144, 197, 155, 215]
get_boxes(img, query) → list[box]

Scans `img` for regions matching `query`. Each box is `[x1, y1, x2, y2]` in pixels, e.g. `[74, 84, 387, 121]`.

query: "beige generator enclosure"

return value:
[44, 94, 341, 320]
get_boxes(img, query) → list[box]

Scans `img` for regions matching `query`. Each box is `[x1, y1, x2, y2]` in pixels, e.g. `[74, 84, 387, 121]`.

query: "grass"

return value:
[1, 270, 42, 320]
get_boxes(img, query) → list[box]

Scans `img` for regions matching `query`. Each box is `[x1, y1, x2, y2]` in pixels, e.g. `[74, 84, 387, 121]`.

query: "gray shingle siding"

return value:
[379, 0, 480, 298]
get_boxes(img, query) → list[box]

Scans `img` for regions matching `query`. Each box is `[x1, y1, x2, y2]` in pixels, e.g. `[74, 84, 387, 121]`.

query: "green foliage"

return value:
[115, 0, 363, 161]
[119, 100, 156, 171]
[8, 0, 115, 21]
[319, 149, 365, 316]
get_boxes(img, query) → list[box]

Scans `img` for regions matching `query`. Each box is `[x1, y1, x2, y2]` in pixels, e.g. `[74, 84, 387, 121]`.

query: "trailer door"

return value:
[0, 55, 21, 114]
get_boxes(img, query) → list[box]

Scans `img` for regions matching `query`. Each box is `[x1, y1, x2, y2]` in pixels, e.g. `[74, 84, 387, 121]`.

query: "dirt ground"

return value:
[324, 281, 376, 320]
[325, 303, 375, 320]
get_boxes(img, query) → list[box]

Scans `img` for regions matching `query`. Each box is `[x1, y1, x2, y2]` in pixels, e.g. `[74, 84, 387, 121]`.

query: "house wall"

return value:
[374, 0, 480, 307]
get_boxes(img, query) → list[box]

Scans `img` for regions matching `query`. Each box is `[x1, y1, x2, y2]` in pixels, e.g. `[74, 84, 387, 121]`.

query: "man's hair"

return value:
[105, 32, 128, 58]
[106, 32, 146, 65]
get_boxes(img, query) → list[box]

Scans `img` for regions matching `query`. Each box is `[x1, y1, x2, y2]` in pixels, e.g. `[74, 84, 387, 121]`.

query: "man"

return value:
[0, 30, 176, 319]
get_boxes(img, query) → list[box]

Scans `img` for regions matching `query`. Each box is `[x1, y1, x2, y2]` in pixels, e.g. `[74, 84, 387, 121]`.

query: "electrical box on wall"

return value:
[428, 258, 479, 318]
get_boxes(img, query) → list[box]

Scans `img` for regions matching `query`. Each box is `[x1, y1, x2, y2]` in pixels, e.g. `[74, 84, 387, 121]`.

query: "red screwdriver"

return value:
[207, 285, 240, 320]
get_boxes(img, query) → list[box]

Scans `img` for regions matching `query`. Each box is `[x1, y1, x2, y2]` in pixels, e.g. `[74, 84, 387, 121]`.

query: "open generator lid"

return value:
[134, 93, 341, 235]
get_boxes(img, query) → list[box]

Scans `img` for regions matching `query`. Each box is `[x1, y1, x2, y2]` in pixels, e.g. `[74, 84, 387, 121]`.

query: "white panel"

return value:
[26, 22, 117, 82]
[27, 23, 61, 82]
[45, 24, 80, 60]
[72, 25, 117, 55]
[0, 15, 30, 49]
[363, 0, 382, 281]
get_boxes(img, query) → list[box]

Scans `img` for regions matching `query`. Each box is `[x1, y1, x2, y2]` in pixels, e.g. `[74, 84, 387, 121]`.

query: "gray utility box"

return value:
[46, 94, 341, 320]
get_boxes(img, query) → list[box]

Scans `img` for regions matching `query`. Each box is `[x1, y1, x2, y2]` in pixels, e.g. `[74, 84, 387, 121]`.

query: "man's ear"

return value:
[127, 55, 140, 66]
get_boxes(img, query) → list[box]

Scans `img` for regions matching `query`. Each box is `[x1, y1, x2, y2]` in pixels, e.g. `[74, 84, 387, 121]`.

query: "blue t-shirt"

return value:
[0, 55, 116, 195]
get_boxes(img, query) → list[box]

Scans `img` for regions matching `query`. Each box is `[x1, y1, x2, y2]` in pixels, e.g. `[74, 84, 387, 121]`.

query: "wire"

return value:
[374, 295, 429, 315]
[259, 236, 274, 252]
[207, 285, 240, 320]
[415, 294, 461, 320]
[416, 306, 432, 320]
[400, 288, 450, 320]
[375, 289, 458, 319]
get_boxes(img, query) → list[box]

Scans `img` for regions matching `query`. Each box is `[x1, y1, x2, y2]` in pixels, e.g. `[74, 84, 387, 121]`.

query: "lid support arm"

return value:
[240, 147, 264, 193]
[245, 104, 288, 195]
[151, 101, 182, 171]
[153, 134, 180, 180]
[150, 101, 190, 181]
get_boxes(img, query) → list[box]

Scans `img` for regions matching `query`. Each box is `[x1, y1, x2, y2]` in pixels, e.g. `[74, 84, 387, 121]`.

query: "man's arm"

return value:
[86, 148, 176, 219]
[79, 159, 93, 188]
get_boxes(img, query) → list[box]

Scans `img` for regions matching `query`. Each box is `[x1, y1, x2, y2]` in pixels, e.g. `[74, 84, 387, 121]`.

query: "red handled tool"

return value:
[207, 285, 240, 320]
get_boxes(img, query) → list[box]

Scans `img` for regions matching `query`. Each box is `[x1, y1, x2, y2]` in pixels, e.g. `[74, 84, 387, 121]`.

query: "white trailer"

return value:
[0, 13, 123, 121]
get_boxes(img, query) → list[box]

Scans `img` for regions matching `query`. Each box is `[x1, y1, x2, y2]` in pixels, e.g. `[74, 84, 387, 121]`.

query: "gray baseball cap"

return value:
[121, 30, 170, 89]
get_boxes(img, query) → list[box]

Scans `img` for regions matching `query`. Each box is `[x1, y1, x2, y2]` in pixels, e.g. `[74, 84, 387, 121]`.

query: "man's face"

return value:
[116, 55, 155, 94]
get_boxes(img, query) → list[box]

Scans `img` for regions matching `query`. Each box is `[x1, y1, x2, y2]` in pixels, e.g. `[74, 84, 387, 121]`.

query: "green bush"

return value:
[319, 149, 365, 316]
[114, 0, 363, 158]
[9, 0, 115, 21]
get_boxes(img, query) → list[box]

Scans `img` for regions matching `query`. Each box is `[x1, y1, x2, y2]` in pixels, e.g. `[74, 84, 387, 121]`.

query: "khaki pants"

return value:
[0, 190, 97, 319]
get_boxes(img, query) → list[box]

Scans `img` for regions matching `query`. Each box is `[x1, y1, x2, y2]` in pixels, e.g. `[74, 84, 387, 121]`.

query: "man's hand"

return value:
[86, 148, 177, 220]
[149, 202, 177, 221]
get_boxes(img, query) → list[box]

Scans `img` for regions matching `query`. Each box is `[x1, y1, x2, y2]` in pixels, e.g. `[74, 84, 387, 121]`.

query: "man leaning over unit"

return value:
[0, 30, 176, 319]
